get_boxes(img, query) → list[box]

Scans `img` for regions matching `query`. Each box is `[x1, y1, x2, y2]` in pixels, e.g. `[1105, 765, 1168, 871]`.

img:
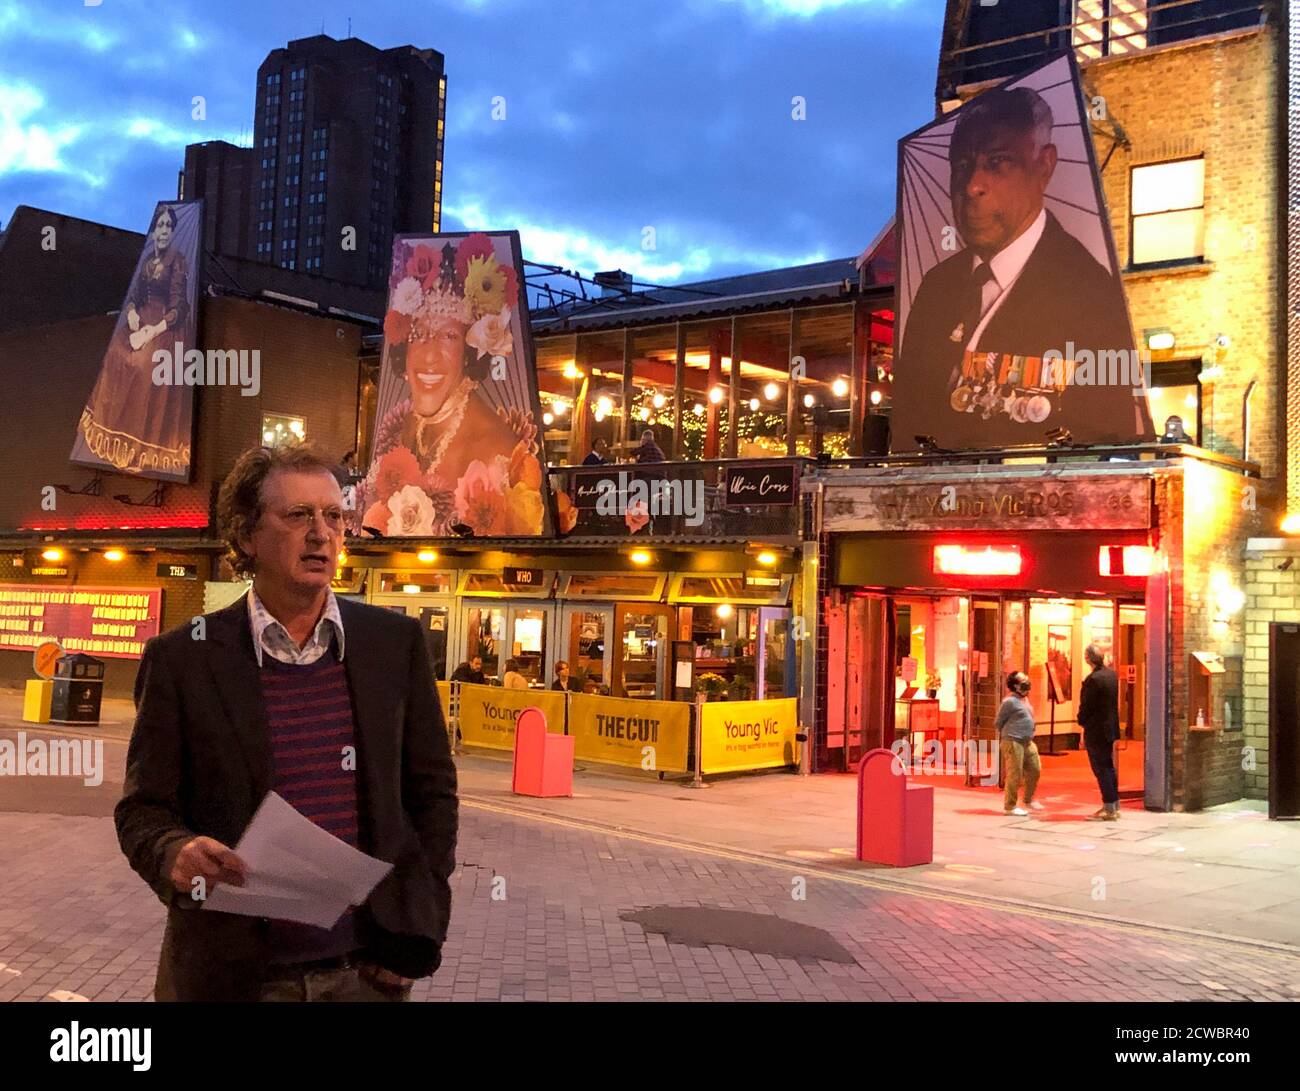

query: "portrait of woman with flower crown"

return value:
[358, 232, 549, 538]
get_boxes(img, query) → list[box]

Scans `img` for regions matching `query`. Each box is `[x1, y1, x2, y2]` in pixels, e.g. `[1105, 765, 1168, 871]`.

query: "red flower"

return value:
[455, 233, 495, 282]
[383, 310, 412, 343]
[499, 262, 519, 308]
[405, 244, 440, 289]
[374, 447, 424, 502]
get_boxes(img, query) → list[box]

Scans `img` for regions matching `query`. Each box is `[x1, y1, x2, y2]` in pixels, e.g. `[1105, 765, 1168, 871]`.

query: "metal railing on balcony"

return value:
[547, 457, 810, 542]
[939, 0, 1270, 90]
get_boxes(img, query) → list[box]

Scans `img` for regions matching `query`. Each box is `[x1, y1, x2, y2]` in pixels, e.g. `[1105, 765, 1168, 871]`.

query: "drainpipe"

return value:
[1242, 379, 1257, 464]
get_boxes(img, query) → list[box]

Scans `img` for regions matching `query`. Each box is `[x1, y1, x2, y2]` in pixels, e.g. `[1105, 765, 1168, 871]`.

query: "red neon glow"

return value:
[20, 515, 208, 531]
[932, 544, 1022, 576]
[1098, 545, 1154, 577]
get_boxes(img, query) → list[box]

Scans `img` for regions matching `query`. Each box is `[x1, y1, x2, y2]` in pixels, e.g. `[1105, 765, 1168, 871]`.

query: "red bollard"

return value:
[857, 747, 933, 866]
[512, 706, 574, 798]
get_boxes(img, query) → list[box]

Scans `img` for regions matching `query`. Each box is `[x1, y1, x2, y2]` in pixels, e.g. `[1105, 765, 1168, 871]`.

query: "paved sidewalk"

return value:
[3, 806, 1298, 1001]
[454, 750, 1300, 950]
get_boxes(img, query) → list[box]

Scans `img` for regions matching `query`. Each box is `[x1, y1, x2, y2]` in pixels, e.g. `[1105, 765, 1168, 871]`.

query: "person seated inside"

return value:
[582, 437, 610, 466]
[502, 657, 529, 690]
[552, 660, 583, 692]
[450, 655, 486, 685]
[630, 428, 666, 463]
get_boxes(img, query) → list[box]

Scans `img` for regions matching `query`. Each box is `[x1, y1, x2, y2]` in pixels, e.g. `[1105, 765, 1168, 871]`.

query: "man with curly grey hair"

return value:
[116, 443, 458, 1001]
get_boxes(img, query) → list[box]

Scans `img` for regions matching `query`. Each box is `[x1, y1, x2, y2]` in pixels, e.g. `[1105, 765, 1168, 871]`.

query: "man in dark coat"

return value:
[1077, 643, 1122, 820]
[450, 655, 486, 685]
[116, 444, 458, 1001]
[892, 86, 1152, 451]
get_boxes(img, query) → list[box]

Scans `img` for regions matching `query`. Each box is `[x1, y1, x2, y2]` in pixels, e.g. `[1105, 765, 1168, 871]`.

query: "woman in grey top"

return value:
[995, 671, 1042, 816]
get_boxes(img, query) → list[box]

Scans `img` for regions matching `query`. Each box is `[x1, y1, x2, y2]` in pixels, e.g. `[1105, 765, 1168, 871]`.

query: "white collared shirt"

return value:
[965, 208, 1047, 351]
[246, 586, 346, 667]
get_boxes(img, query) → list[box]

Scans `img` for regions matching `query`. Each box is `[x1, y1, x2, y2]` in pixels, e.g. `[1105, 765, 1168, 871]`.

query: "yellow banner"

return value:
[456, 683, 566, 751]
[568, 692, 690, 773]
[436, 681, 453, 723]
[700, 697, 799, 774]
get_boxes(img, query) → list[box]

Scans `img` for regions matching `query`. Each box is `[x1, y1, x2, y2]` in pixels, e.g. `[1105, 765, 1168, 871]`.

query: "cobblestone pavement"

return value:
[1, 802, 1298, 1002]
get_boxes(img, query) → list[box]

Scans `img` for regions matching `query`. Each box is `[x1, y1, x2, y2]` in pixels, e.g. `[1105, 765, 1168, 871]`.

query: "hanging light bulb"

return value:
[708, 386, 725, 404]
[763, 382, 780, 401]
[652, 392, 666, 409]
[832, 378, 849, 398]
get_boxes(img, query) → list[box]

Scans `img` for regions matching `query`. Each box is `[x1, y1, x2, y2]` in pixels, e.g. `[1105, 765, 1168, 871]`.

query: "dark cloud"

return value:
[1, 0, 941, 282]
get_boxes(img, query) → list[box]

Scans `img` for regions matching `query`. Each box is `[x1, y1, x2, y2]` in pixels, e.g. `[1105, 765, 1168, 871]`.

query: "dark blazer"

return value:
[115, 595, 459, 1002]
[1077, 664, 1121, 748]
[892, 212, 1152, 451]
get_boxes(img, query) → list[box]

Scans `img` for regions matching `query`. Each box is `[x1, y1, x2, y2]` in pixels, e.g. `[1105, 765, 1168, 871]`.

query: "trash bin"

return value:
[50, 653, 105, 725]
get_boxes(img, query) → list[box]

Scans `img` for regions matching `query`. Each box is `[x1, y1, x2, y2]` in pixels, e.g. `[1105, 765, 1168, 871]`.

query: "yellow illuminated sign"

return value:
[456, 683, 565, 752]
[568, 692, 690, 773]
[699, 697, 798, 774]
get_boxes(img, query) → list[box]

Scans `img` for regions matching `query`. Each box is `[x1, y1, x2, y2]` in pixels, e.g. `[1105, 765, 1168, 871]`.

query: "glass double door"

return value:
[372, 597, 453, 681]
[462, 601, 553, 689]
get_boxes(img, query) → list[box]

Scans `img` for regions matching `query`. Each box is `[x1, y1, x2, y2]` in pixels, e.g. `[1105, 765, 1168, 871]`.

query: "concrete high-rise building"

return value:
[182, 33, 446, 290]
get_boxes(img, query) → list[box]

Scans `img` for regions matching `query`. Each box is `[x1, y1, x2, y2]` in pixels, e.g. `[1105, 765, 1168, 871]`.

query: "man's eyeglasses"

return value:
[276, 506, 345, 531]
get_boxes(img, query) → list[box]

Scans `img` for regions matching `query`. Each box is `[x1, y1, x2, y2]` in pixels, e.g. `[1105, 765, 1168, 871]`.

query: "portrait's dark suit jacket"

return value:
[115, 595, 459, 1002]
[892, 212, 1152, 451]
[1077, 664, 1121, 749]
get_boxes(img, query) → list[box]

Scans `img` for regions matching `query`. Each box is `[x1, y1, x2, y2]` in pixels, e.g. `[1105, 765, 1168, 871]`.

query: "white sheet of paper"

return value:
[202, 792, 393, 928]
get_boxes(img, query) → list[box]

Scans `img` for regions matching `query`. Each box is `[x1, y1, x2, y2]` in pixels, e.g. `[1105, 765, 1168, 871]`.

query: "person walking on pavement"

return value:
[996, 671, 1043, 816]
[1078, 644, 1122, 820]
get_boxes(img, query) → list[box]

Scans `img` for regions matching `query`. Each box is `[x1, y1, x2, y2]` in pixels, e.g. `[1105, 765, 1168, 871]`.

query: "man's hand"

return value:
[359, 961, 414, 989]
[169, 836, 247, 894]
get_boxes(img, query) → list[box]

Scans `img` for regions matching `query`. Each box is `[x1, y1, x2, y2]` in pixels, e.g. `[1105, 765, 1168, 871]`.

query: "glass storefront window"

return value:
[790, 304, 854, 458]
[417, 605, 449, 680]
[465, 605, 505, 678]
[621, 611, 665, 699]
[761, 610, 790, 699]
[377, 570, 452, 594]
[573, 331, 626, 464]
[565, 608, 610, 692]
[561, 572, 664, 599]
[459, 570, 552, 596]
[536, 333, 578, 465]
[682, 604, 758, 701]
[509, 608, 548, 688]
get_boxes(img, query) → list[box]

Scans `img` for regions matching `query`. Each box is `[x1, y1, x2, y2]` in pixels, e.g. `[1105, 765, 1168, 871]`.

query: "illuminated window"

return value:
[1131, 158, 1205, 266]
[1144, 361, 1200, 444]
[262, 413, 305, 447]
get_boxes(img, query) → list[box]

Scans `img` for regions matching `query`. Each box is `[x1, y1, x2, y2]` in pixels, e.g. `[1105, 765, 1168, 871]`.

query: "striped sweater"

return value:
[259, 648, 362, 963]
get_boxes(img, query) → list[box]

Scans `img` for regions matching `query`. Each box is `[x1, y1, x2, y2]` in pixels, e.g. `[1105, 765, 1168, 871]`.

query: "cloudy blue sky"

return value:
[0, 0, 943, 284]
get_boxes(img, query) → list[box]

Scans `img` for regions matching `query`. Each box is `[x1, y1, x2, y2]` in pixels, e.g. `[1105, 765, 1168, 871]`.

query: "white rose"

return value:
[387, 484, 435, 536]
[466, 306, 514, 360]
[391, 277, 424, 316]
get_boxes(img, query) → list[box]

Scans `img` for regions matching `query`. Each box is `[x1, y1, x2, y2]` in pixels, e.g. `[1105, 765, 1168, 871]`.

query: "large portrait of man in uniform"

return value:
[889, 54, 1153, 452]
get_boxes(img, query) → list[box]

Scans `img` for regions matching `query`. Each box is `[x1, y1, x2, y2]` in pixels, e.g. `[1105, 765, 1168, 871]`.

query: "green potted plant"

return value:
[695, 672, 728, 701]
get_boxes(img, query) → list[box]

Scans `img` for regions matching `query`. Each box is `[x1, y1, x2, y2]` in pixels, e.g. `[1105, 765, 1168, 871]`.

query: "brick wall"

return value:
[1161, 459, 1264, 809]
[1086, 28, 1281, 481]
[1243, 540, 1300, 800]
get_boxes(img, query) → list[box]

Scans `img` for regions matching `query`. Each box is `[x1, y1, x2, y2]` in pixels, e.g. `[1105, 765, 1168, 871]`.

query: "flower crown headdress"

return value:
[408, 243, 473, 340]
